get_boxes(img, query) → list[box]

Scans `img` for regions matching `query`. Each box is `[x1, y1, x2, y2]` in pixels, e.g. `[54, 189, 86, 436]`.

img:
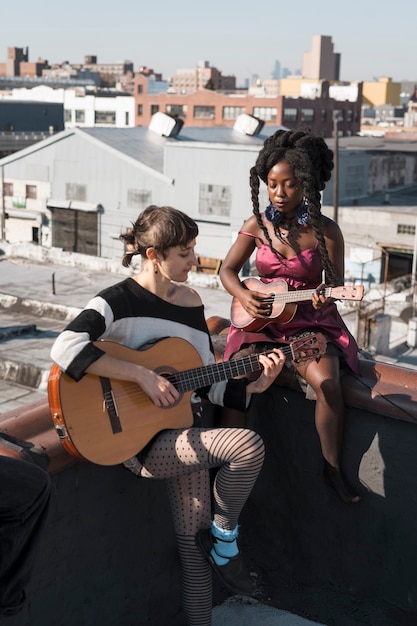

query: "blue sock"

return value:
[210, 521, 239, 566]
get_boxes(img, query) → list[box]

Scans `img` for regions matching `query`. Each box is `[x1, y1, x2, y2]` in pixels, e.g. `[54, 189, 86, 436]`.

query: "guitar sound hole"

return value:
[154, 366, 183, 408]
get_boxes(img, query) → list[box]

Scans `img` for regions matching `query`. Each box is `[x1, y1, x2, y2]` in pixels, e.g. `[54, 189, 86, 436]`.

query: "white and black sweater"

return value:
[50, 277, 250, 413]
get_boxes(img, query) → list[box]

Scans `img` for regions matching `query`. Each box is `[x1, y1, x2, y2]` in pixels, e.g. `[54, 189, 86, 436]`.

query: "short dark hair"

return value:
[119, 205, 199, 268]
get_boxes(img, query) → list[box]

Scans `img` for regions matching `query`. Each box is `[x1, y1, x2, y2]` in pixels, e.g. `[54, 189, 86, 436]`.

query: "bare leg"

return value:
[296, 355, 361, 503]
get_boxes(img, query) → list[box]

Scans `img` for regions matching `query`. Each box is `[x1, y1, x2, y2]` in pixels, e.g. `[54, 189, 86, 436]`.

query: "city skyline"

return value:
[3, 0, 416, 87]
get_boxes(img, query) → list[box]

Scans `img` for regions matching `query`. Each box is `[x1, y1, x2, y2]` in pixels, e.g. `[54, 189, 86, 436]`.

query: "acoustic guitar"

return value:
[48, 334, 326, 466]
[230, 277, 364, 332]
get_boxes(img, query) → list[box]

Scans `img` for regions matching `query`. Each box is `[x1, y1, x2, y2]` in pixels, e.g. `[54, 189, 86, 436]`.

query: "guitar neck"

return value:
[271, 287, 333, 304]
[169, 345, 293, 393]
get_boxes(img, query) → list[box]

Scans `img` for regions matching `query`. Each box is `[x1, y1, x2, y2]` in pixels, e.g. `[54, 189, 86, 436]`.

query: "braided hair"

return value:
[119, 205, 199, 268]
[250, 127, 338, 285]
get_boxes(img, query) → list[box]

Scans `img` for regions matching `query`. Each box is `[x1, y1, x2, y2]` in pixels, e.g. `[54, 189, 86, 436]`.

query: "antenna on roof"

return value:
[149, 112, 184, 138]
[233, 114, 264, 136]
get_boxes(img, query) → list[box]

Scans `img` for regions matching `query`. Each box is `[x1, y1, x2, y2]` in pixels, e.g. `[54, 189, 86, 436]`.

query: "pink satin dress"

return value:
[224, 232, 360, 374]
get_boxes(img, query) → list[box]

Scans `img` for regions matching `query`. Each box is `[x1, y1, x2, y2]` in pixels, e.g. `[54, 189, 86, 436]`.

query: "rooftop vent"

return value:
[149, 112, 184, 138]
[233, 114, 264, 136]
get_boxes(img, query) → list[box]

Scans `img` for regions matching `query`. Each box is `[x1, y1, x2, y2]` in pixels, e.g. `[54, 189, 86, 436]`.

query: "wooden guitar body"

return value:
[48, 339, 199, 466]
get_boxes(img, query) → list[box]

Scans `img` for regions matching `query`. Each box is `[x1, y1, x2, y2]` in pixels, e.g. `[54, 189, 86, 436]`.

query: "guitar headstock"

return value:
[289, 332, 327, 363]
[331, 284, 364, 301]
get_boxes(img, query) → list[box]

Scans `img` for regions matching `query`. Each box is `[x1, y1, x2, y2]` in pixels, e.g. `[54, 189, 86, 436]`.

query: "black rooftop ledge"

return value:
[1, 317, 416, 625]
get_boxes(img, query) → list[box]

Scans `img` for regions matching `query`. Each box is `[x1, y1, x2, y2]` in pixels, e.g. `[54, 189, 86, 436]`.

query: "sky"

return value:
[2, 0, 416, 87]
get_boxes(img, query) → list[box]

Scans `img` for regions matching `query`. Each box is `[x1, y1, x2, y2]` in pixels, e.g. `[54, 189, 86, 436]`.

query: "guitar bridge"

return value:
[99, 377, 122, 434]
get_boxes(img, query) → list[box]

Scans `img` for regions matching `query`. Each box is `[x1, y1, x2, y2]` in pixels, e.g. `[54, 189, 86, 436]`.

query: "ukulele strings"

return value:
[259, 288, 331, 305]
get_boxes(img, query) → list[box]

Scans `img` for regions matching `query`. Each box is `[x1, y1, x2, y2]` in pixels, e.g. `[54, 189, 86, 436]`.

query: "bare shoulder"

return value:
[322, 215, 343, 240]
[174, 284, 203, 307]
[242, 214, 262, 234]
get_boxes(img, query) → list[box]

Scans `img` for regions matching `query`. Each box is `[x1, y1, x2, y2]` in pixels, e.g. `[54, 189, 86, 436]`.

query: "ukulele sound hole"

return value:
[263, 295, 273, 317]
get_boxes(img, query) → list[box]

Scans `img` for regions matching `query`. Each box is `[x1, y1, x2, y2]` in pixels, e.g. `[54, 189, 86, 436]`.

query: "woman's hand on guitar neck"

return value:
[312, 283, 332, 310]
[246, 349, 286, 394]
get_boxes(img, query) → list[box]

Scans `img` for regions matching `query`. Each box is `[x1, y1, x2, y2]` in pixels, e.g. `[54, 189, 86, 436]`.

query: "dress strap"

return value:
[238, 230, 265, 245]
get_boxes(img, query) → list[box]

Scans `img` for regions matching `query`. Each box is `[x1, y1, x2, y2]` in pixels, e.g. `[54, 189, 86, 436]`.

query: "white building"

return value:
[0, 85, 135, 129]
[0, 126, 416, 281]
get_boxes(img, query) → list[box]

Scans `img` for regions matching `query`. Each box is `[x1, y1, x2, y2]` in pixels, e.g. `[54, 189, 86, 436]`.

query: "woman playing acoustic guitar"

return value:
[50, 205, 286, 626]
[220, 128, 362, 505]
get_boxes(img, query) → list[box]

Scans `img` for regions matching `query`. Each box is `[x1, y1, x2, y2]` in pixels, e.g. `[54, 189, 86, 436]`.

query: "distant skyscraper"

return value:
[302, 35, 340, 80]
[271, 60, 281, 80]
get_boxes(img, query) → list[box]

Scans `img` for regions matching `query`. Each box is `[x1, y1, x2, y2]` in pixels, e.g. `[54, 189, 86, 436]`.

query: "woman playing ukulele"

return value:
[220, 128, 362, 504]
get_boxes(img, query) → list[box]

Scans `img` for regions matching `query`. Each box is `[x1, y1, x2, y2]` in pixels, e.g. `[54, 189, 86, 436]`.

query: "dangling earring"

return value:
[296, 200, 309, 225]
[154, 264, 158, 275]
[265, 203, 283, 226]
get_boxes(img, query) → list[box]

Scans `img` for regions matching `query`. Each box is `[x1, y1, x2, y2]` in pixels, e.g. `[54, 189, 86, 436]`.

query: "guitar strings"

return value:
[95, 334, 323, 411]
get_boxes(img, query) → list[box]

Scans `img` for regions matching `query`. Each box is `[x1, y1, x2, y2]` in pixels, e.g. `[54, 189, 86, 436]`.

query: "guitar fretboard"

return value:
[262, 287, 333, 304]
[167, 345, 295, 393]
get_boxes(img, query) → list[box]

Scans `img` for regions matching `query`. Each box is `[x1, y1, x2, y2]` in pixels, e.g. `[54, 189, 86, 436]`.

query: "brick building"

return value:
[134, 74, 362, 137]
[171, 60, 236, 94]
[0, 47, 49, 78]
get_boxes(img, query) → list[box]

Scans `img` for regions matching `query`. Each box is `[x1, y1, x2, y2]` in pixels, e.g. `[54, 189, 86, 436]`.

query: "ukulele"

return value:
[230, 277, 364, 332]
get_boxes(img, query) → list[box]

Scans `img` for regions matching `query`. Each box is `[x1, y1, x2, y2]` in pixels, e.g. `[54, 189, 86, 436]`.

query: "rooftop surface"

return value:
[2, 251, 417, 624]
[0, 253, 326, 625]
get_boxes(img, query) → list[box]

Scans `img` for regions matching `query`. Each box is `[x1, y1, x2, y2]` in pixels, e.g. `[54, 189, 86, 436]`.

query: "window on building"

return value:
[127, 189, 152, 209]
[334, 109, 345, 122]
[389, 157, 406, 185]
[137, 85, 143, 94]
[166, 104, 186, 118]
[64, 109, 72, 123]
[194, 106, 215, 120]
[66, 183, 86, 201]
[199, 183, 231, 217]
[283, 107, 298, 122]
[125, 112, 129, 126]
[137, 104, 143, 116]
[347, 110, 353, 122]
[95, 111, 116, 124]
[321, 109, 327, 123]
[301, 108, 315, 123]
[150, 104, 159, 115]
[344, 165, 365, 197]
[75, 110, 85, 123]
[26, 185, 37, 200]
[4, 182, 13, 196]
[253, 107, 277, 122]
[398, 223, 416, 235]
[222, 106, 245, 120]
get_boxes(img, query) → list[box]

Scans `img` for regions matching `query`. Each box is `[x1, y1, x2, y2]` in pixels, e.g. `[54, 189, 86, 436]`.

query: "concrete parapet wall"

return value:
[1, 352, 417, 625]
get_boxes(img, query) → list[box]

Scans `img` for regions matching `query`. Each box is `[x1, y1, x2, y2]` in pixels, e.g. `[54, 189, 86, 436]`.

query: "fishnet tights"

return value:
[138, 427, 265, 626]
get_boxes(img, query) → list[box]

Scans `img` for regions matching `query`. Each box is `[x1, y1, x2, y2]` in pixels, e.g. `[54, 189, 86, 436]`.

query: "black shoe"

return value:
[195, 528, 255, 596]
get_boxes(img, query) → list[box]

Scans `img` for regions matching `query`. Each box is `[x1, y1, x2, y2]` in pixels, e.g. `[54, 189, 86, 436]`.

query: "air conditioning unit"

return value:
[233, 114, 264, 136]
[149, 112, 184, 137]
